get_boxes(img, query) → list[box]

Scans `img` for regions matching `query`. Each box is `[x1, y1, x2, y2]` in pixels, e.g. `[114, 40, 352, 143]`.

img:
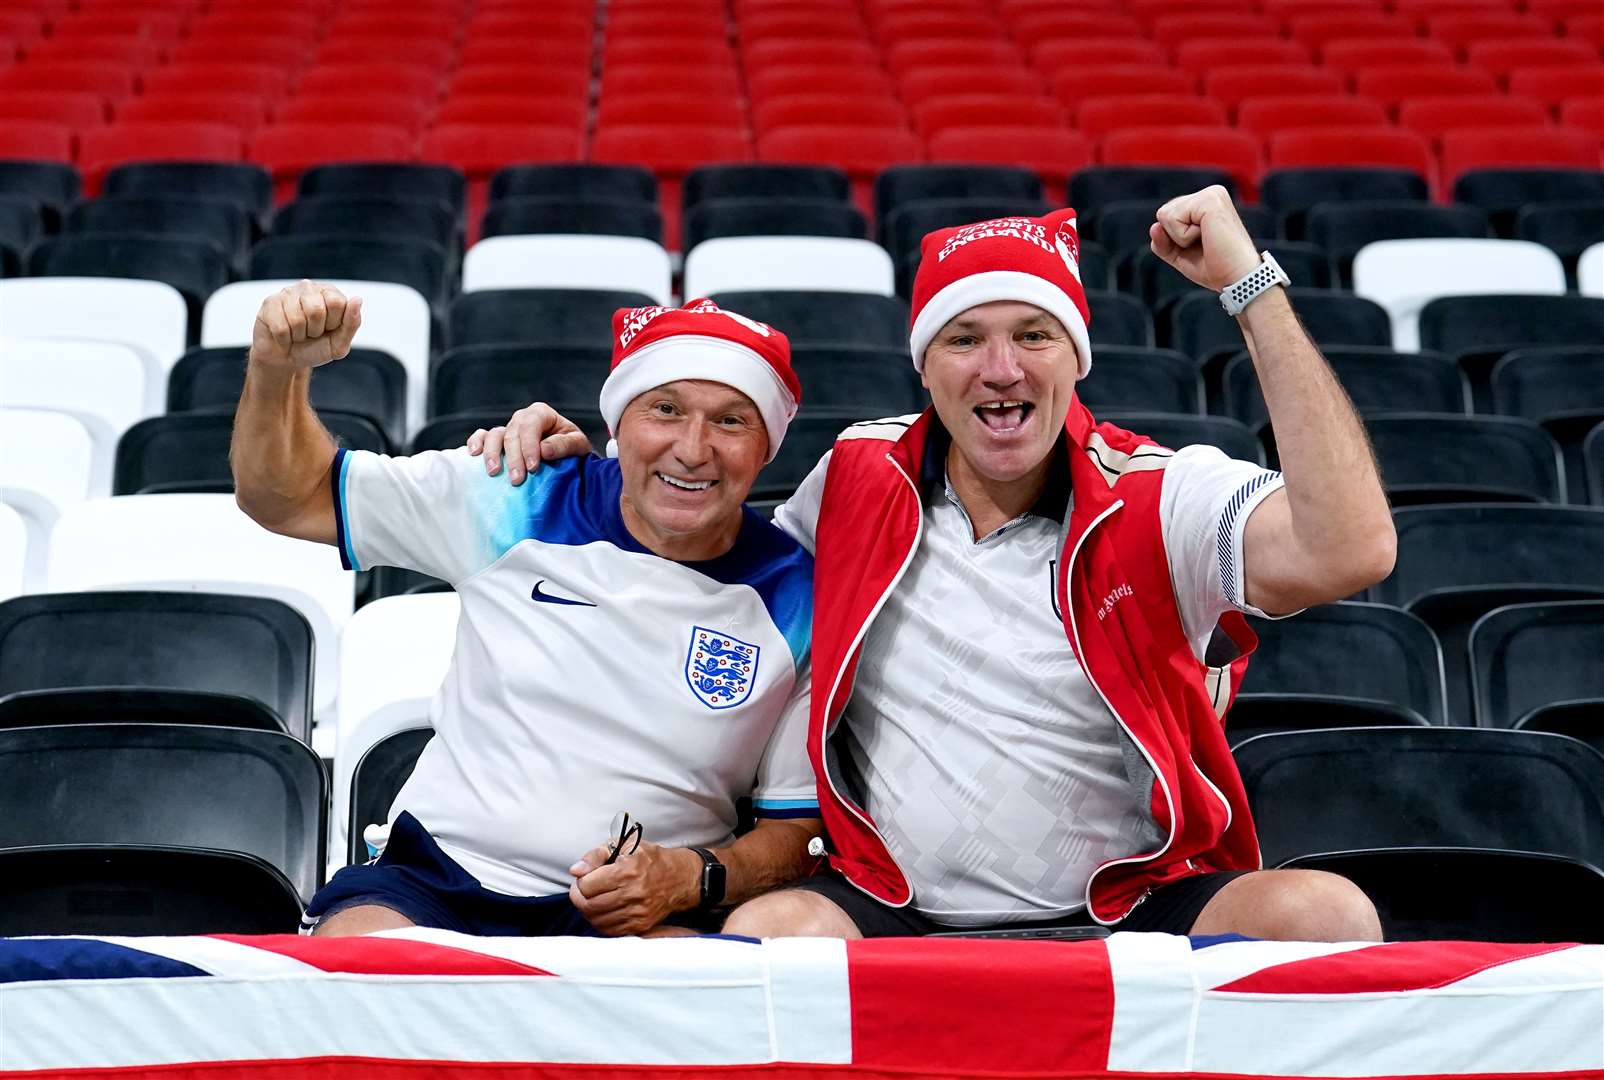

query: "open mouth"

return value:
[656, 471, 715, 492]
[974, 400, 1034, 433]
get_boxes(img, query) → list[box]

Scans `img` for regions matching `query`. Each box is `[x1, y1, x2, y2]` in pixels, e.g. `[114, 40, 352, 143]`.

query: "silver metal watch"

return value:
[1219, 251, 1290, 316]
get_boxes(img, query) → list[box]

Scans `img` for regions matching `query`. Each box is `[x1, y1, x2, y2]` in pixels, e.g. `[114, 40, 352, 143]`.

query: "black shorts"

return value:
[787, 870, 1252, 937]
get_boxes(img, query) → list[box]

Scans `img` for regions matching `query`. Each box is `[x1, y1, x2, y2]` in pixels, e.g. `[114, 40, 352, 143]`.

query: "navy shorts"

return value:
[303, 812, 601, 937]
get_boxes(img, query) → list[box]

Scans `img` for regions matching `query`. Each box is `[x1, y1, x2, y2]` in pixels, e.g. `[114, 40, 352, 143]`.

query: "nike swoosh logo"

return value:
[531, 580, 597, 607]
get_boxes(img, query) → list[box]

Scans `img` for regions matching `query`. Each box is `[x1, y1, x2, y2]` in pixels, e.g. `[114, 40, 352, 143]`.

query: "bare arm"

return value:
[1150, 188, 1396, 615]
[568, 817, 821, 936]
[230, 281, 363, 543]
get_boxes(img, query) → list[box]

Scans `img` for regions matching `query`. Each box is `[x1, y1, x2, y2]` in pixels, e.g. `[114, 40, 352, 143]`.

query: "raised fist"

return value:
[251, 280, 363, 369]
[1149, 185, 1263, 294]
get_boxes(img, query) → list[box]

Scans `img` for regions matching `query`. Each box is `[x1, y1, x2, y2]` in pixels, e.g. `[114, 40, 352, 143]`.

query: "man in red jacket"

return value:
[475, 188, 1394, 940]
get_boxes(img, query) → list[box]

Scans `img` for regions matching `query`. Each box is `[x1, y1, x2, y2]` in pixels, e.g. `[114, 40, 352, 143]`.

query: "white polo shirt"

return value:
[777, 439, 1286, 926]
[333, 448, 819, 898]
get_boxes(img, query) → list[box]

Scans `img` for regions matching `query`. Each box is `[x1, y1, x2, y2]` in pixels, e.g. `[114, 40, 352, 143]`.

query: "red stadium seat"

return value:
[0, 91, 105, 132]
[1260, 0, 1389, 16]
[449, 65, 591, 99]
[25, 36, 162, 68]
[168, 37, 306, 70]
[1561, 96, 1604, 129]
[435, 95, 589, 129]
[317, 38, 457, 72]
[1507, 68, 1604, 111]
[748, 66, 896, 104]
[51, 11, 180, 42]
[1268, 127, 1433, 186]
[601, 94, 748, 130]
[1394, 0, 1518, 22]
[422, 123, 583, 177]
[912, 95, 1066, 138]
[926, 127, 1090, 201]
[1100, 126, 1263, 199]
[1562, 14, 1604, 49]
[142, 64, 291, 102]
[1009, 11, 1143, 38]
[1288, 14, 1418, 45]
[1439, 128, 1601, 188]
[602, 66, 743, 98]
[1133, 0, 1258, 19]
[759, 124, 925, 210]
[1052, 66, 1194, 108]
[276, 95, 435, 138]
[78, 122, 244, 193]
[885, 41, 1024, 79]
[0, 121, 71, 163]
[899, 67, 1047, 104]
[593, 124, 754, 249]
[1031, 39, 1168, 70]
[0, 12, 46, 47]
[1320, 39, 1456, 76]
[740, 11, 870, 40]
[1235, 96, 1389, 138]
[1173, 39, 1312, 76]
[753, 94, 904, 134]
[604, 39, 738, 70]
[1149, 14, 1279, 47]
[871, 12, 1005, 39]
[1531, 0, 1604, 20]
[741, 40, 881, 69]
[1467, 40, 1600, 80]
[296, 65, 444, 105]
[1076, 95, 1227, 139]
[1428, 13, 1555, 52]
[1354, 65, 1499, 110]
[116, 93, 269, 132]
[250, 123, 416, 202]
[609, 11, 727, 36]
[187, 13, 317, 37]
[326, 14, 461, 41]
[457, 39, 594, 67]
[1205, 66, 1346, 107]
[0, 63, 136, 101]
[1397, 96, 1550, 139]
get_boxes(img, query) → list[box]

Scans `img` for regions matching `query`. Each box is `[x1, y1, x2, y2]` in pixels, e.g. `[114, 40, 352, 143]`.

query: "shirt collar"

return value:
[921, 418, 1074, 541]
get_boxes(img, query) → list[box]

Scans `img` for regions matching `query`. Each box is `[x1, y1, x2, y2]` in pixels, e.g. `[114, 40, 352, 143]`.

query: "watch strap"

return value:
[687, 845, 725, 909]
[1219, 250, 1290, 316]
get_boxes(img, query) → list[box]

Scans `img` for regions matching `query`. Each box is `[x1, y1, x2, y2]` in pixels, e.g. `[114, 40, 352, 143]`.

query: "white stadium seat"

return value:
[201, 279, 430, 436]
[461, 235, 673, 303]
[46, 494, 355, 722]
[0, 278, 187, 413]
[0, 340, 153, 496]
[331, 593, 459, 866]
[682, 236, 897, 298]
[1579, 242, 1603, 299]
[0, 502, 25, 601]
[1352, 238, 1567, 351]
[0, 408, 95, 590]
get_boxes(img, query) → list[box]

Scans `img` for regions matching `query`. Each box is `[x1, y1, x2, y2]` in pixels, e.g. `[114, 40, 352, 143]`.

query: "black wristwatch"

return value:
[687, 846, 726, 910]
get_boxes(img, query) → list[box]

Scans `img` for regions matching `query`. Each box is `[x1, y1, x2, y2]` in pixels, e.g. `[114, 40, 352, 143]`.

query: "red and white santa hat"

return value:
[908, 208, 1093, 380]
[600, 299, 801, 462]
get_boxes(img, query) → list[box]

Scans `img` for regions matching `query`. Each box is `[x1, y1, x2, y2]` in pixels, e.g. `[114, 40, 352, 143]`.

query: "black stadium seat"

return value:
[349, 727, 432, 865]
[298, 162, 466, 217]
[482, 197, 663, 243]
[250, 235, 449, 306]
[30, 233, 227, 338]
[683, 164, 849, 214]
[707, 290, 910, 350]
[0, 591, 314, 741]
[1234, 726, 1604, 869]
[275, 196, 460, 251]
[1470, 601, 1604, 729]
[1489, 346, 1604, 434]
[1363, 414, 1564, 505]
[1167, 288, 1390, 368]
[103, 162, 270, 222]
[1419, 296, 1604, 407]
[168, 345, 408, 448]
[1306, 201, 1490, 284]
[1124, 241, 1330, 312]
[0, 193, 42, 252]
[489, 163, 657, 206]
[1515, 200, 1604, 286]
[1241, 601, 1449, 724]
[448, 288, 654, 349]
[0, 160, 79, 223]
[1260, 166, 1429, 239]
[788, 346, 926, 414]
[1075, 346, 1203, 415]
[1069, 165, 1235, 216]
[66, 196, 249, 269]
[0, 688, 283, 733]
[1098, 412, 1266, 465]
[114, 411, 389, 496]
[874, 164, 1043, 234]
[684, 197, 866, 251]
[1223, 347, 1468, 425]
[1453, 167, 1604, 236]
[1086, 290, 1153, 347]
[1224, 696, 1431, 748]
[1587, 422, 1604, 506]
[411, 409, 609, 455]
[0, 723, 327, 902]
[430, 344, 610, 417]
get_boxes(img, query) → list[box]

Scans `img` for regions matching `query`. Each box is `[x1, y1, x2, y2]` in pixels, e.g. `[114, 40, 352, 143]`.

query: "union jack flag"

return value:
[1, 931, 1598, 1079]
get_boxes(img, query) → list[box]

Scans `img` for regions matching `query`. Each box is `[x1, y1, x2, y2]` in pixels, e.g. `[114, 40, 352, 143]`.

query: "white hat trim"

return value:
[908, 269, 1092, 381]
[598, 334, 797, 463]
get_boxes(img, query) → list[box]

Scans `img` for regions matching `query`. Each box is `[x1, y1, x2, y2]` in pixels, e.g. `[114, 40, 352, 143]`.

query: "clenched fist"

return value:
[1149, 186, 1263, 294]
[251, 280, 363, 369]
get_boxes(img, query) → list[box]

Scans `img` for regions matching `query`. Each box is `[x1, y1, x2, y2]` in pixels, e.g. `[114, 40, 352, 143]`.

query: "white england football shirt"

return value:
[777, 437, 1287, 925]
[332, 448, 819, 898]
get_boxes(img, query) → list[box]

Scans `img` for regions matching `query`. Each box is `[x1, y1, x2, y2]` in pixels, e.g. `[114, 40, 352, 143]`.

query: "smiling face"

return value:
[615, 379, 770, 561]
[920, 300, 1081, 485]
